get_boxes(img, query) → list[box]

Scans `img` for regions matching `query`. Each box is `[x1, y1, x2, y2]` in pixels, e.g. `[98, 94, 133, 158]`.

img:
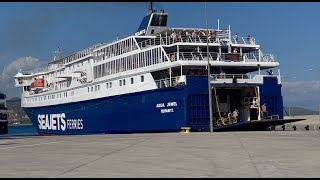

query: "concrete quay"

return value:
[0, 131, 320, 178]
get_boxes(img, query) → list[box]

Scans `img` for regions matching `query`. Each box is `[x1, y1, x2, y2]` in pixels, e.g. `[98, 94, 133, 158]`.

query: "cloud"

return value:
[0, 56, 46, 98]
[282, 80, 320, 96]
[282, 80, 320, 110]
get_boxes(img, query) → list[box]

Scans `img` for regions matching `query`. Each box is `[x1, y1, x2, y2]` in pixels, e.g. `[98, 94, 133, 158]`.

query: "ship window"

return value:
[106, 83, 109, 89]
[150, 14, 167, 26]
[119, 80, 122, 86]
[98, 85, 100, 91]
[95, 85, 97, 91]
[91, 86, 93, 92]
[131, 77, 134, 84]
[110, 82, 112, 88]
[141, 75, 144, 82]
[88, 87, 90, 92]
[123, 79, 126, 86]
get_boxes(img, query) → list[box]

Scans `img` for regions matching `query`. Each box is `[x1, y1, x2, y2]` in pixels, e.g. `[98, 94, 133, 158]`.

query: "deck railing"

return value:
[231, 36, 256, 45]
[155, 77, 179, 88]
[210, 74, 254, 79]
[166, 51, 274, 63]
[138, 31, 257, 49]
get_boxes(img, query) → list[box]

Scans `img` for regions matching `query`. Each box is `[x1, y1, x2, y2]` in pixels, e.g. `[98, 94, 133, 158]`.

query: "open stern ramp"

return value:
[212, 118, 305, 132]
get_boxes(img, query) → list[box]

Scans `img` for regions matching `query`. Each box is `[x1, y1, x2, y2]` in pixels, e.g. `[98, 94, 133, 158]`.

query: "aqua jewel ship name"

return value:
[37, 113, 83, 131]
[156, 102, 178, 113]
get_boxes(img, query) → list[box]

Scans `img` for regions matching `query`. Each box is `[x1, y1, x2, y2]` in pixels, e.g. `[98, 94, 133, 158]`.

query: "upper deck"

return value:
[14, 8, 280, 104]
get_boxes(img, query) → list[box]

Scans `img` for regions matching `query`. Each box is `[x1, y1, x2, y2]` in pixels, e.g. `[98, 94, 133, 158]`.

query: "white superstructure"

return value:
[14, 10, 279, 110]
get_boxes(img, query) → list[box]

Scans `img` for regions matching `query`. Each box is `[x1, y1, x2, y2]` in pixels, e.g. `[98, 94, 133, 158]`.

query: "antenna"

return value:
[53, 47, 61, 61]
[148, 2, 154, 15]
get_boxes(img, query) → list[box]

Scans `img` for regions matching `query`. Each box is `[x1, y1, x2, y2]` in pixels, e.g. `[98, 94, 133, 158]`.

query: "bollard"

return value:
[305, 125, 309, 131]
[181, 127, 191, 133]
[292, 125, 296, 131]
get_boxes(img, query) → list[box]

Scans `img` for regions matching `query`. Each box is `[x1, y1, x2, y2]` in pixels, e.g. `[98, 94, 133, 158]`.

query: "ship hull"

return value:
[23, 76, 283, 135]
[24, 86, 188, 135]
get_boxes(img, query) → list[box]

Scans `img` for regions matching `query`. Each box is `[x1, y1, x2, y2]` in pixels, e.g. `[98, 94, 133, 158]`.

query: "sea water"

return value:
[3, 125, 38, 136]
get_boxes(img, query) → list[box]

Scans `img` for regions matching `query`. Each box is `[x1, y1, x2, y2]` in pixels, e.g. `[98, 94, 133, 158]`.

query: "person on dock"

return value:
[261, 103, 267, 119]
[233, 109, 239, 122]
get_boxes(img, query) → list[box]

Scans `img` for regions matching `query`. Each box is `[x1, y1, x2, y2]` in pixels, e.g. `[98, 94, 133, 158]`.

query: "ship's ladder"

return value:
[255, 86, 261, 120]
[213, 87, 224, 126]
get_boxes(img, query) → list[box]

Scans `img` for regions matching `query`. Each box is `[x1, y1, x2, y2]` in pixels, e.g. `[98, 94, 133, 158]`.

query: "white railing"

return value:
[210, 74, 254, 79]
[48, 63, 64, 71]
[167, 52, 219, 62]
[138, 35, 221, 49]
[138, 31, 258, 49]
[219, 53, 245, 62]
[52, 42, 106, 65]
[262, 54, 275, 62]
[267, 114, 279, 120]
[231, 36, 256, 45]
[155, 77, 179, 88]
[165, 52, 272, 63]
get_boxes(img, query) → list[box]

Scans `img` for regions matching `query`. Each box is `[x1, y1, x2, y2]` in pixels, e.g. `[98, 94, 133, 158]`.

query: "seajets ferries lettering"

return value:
[134, 29, 146, 36]
[38, 113, 83, 131]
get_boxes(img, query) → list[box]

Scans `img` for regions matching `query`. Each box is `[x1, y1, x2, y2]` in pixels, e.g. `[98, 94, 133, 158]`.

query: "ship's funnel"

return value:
[134, 10, 168, 36]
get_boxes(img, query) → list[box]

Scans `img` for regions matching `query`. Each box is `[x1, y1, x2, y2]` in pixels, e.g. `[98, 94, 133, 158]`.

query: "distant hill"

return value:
[283, 106, 318, 116]
[6, 97, 31, 125]
[7, 97, 21, 102]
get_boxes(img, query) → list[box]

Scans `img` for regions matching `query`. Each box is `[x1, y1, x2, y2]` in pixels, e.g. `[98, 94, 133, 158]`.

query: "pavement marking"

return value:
[49, 137, 152, 178]
[234, 134, 261, 178]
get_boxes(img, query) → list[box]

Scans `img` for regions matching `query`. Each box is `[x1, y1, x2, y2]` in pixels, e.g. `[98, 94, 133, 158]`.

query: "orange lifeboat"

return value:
[31, 78, 45, 88]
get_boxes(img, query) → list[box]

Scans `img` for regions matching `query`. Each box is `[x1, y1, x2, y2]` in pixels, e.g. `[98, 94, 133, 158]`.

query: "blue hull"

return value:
[23, 76, 283, 135]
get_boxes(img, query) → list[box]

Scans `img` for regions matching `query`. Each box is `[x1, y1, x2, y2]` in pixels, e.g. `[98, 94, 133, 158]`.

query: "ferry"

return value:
[0, 92, 8, 134]
[14, 6, 303, 134]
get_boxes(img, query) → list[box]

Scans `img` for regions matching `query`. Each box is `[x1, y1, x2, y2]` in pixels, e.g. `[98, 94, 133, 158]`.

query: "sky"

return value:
[0, 2, 319, 111]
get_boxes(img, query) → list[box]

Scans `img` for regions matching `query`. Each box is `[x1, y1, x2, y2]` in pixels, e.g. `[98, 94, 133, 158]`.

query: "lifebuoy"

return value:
[268, 55, 273, 62]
